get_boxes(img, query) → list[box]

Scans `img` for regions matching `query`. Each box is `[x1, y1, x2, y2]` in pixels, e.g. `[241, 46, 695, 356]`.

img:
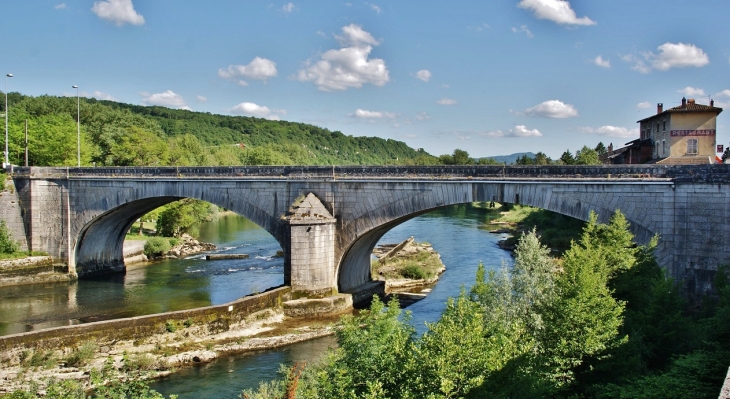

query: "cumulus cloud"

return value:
[512, 25, 534, 38]
[219, 57, 278, 86]
[525, 100, 578, 118]
[651, 43, 709, 70]
[627, 43, 710, 73]
[677, 86, 706, 97]
[55, 3, 67, 9]
[481, 125, 542, 138]
[141, 90, 189, 110]
[579, 126, 638, 138]
[229, 102, 286, 120]
[416, 70, 432, 82]
[297, 24, 389, 91]
[437, 98, 457, 105]
[636, 102, 652, 109]
[196, 95, 207, 103]
[593, 55, 610, 68]
[518, 0, 595, 26]
[350, 109, 396, 119]
[88, 91, 117, 101]
[282, 2, 295, 13]
[91, 0, 145, 26]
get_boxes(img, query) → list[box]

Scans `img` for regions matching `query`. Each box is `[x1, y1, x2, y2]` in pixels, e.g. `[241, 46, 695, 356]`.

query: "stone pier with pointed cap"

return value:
[283, 193, 338, 297]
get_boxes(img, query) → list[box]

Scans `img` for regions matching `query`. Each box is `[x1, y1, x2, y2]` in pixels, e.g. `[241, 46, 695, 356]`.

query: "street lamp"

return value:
[4, 73, 13, 167]
[72, 85, 80, 167]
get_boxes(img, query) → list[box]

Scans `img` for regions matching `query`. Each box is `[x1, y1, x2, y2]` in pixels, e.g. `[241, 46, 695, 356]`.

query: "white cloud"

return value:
[416, 70, 432, 82]
[437, 98, 457, 105]
[297, 24, 389, 91]
[511, 25, 534, 38]
[482, 125, 542, 138]
[415, 112, 430, 121]
[368, 3, 382, 14]
[196, 95, 207, 103]
[518, 0, 596, 26]
[677, 86, 706, 97]
[91, 0, 144, 26]
[628, 43, 710, 73]
[219, 57, 278, 86]
[229, 102, 286, 120]
[350, 109, 396, 119]
[141, 90, 188, 110]
[579, 126, 638, 138]
[509, 125, 542, 137]
[525, 100, 578, 118]
[282, 2, 295, 13]
[651, 43, 709, 71]
[593, 55, 610, 68]
[636, 102, 652, 109]
[55, 3, 67, 9]
[468, 23, 490, 32]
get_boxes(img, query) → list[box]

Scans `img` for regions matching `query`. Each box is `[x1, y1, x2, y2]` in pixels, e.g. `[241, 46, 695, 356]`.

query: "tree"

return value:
[99, 126, 169, 166]
[560, 150, 575, 165]
[156, 199, 218, 237]
[595, 142, 607, 156]
[575, 145, 600, 165]
[0, 221, 20, 254]
[534, 152, 551, 165]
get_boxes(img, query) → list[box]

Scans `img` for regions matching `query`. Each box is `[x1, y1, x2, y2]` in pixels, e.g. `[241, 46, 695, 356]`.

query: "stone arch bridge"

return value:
[3, 165, 729, 297]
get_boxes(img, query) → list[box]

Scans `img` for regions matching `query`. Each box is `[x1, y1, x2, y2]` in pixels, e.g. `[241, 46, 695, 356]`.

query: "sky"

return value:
[2, 0, 730, 159]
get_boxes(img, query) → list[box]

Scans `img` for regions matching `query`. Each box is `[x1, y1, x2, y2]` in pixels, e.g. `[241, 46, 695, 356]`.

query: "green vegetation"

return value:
[64, 341, 98, 368]
[156, 199, 218, 237]
[1, 92, 435, 167]
[493, 204, 585, 254]
[242, 211, 730, 399]
[143, 237, 174, 258]
[1, 171, 6, 191]
[371, 246, 443, 280]
[0, 220, 20, 254]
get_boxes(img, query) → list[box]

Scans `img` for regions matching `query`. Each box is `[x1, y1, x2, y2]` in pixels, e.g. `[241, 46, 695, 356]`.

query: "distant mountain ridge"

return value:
[479, 152, 536, 165]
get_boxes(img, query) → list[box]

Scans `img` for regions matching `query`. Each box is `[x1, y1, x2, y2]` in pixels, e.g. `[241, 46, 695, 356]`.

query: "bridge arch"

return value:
[335, 181, 666, 294]
[68, 181, 288, 277]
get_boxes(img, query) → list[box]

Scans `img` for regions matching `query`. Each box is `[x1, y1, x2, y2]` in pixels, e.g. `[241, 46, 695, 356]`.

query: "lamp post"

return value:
[4, 73, 13, 167]
[72, 85, 80, 167]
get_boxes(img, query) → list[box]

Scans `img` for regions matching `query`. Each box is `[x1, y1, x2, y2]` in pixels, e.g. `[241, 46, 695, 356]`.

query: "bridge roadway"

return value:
[3, 164, 730, 297]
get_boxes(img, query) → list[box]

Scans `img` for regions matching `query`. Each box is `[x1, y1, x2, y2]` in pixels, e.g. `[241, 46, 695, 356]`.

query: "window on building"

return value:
[687, 138, 698, 155]
[662, 140, 666, 156]
[663, 121, 666, 131]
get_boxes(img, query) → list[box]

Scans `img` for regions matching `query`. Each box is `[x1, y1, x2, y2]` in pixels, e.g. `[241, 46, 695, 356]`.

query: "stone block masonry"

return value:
[4, 165, 730, 298]
[0, 177, 28, 251]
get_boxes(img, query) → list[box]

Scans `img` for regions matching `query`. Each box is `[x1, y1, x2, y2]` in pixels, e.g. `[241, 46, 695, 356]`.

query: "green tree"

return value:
[575, 145, 601, 165]
[99, 126, 169, 166]
[595, 142, 608, 156]
[156, 199, 217, 237]
[534, 152, 551, 165]
[560, 150, 575, 165]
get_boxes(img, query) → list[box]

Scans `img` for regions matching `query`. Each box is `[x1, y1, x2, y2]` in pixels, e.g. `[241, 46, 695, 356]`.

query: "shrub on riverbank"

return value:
[492, 204, 584, 254]
[0, 220, 20, 254]
[144, 237, 173, 258]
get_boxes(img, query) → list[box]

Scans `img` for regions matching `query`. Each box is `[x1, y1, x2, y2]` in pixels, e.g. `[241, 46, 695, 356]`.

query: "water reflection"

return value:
[0, 213, 284, 336]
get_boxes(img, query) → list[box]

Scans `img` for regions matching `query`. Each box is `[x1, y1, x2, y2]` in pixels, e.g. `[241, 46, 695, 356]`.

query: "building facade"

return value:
[636, 98, 723, 164]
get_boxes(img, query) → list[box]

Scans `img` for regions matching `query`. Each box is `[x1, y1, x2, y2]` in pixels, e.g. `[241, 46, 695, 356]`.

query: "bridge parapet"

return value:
[7, 164, 730, 182]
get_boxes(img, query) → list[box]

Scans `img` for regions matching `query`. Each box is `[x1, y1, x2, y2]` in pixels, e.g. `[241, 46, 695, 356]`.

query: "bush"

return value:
[64, 341, 98, 368]
[401, 264, 427, 279]
[0, 220, 20, 254]
[144, 237, 171, 257]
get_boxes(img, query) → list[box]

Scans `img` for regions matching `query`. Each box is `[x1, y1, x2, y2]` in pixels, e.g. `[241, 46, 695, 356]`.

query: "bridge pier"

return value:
[283, 193, 338, 298]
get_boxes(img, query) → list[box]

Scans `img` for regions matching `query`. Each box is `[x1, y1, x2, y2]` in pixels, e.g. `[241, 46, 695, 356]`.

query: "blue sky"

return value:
[2, 1, 730, 159]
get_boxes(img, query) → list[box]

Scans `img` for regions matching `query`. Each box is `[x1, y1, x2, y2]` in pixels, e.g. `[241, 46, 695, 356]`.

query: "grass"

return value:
[64, 341, 98, 368]
[493, 204, 585, 254]
[372, 245, 444, 281]
[0, 251, 48, 261]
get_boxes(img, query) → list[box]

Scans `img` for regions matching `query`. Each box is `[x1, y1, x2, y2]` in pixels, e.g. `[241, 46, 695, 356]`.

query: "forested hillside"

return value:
[1, 92, 437, 167]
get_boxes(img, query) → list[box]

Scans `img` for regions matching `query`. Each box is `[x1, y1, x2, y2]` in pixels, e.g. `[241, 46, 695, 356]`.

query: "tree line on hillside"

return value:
[4, 92, 610, 168]
[242, 211, 729, 399]
[1, 93, 433, 167]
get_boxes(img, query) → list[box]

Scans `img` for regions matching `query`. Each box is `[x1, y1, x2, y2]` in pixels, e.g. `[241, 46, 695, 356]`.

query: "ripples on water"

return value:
[152, 204, 513, 397]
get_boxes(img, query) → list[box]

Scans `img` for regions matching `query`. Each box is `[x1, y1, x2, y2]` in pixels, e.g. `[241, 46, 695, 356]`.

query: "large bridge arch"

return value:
[335, 181, 671, 293]
[67, 180, 290, 277]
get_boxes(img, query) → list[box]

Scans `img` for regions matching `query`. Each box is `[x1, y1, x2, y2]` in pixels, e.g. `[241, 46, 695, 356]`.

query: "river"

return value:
[0, 204, 511, 397]
[149, 204, 513, 398]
